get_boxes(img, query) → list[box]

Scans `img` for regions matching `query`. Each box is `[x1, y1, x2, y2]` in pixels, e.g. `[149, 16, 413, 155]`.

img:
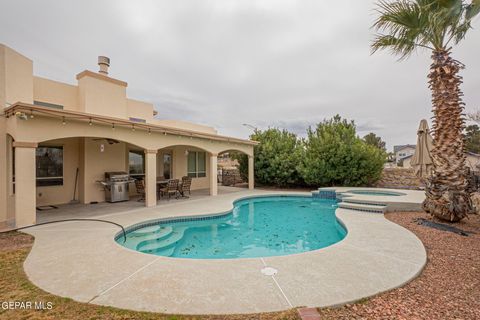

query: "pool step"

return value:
[152, 247, 176, 257]
[131, 225, 162, 236]
[341, 199, 387, 207]
[137, 227, 187, 253]
[338, 202, 387, 214]
[134, 226, 174, 248]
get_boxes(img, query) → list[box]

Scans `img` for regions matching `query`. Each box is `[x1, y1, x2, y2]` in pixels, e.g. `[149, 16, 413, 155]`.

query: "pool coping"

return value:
[22, 188, 427, 315]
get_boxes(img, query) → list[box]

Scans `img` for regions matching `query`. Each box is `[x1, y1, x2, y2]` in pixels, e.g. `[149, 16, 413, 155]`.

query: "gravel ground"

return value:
[317, 212, 480, 320]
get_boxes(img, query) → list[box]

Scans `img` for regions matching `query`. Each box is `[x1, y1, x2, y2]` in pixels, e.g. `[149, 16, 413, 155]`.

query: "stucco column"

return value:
[248, 155, 254, 190]
[13, 142, 38, 227]
[210, 153, 218, 196]
[144, 150, 157, 207]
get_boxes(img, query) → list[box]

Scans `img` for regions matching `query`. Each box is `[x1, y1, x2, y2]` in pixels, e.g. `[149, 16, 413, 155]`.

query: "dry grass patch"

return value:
[0, 231, 298, 320]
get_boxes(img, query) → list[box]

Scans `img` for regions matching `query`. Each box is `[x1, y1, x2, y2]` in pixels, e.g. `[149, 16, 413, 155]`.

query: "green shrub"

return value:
[233, 128, 303, 187]
[299, 115, 386, 187]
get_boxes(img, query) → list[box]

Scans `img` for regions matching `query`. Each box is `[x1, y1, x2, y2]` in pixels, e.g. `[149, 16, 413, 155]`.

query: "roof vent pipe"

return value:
[98, 56, 110, 75]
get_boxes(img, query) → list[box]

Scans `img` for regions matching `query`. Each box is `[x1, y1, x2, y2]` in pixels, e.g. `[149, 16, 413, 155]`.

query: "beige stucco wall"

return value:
[1, 45, 33, 106]
[0, 43, 254, 225]
[1, 44, 34, 225]
[82, 138, 128, 204]
[153, 119, 217, 135]
[78, 74, 127, 119]
[127, 99, 154, 122]
[8, 114, 253, 157]
[0, 125, 8, 224]
[33, 77, 78, 111]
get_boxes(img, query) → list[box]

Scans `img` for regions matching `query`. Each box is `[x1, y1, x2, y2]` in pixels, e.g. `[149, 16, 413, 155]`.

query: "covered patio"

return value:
[3, 103, 256, 228]
[36, 186, 245, 223]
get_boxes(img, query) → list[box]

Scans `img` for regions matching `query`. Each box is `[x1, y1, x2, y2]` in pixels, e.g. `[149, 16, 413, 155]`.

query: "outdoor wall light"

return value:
[62, 117, 66, 125]
[15, 111, 28, 121]
[89, 118, 93, 126]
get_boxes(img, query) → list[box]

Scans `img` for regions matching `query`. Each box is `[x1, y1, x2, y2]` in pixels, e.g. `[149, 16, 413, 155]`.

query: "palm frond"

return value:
[372, 0, 479, 57]
[371, 34, 418, 59]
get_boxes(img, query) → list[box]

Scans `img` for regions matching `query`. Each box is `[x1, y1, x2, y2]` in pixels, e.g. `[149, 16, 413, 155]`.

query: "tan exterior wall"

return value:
[1, 44, 34, 225]
[1, 45, 33, 106]
[0, 43, 255, 225]
[153, 119, 217, 135]
[8, 114, 253, 156]
[5, 135, 15, 223]
[0, 126, 8, 224]
[33, 77, 78, 111]
[78, 74, 127, 119]
[127, 99, 153, 122]
[82, 138, 127, 203]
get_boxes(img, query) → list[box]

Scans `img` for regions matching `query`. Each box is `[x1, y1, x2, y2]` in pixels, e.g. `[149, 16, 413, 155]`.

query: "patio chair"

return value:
[160, 179, 179, 200]
[134, 178, 145, 202]
[178, 176, 192, 198]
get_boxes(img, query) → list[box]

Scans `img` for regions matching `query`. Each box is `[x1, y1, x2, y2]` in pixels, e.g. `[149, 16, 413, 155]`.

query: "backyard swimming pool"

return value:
[117, 196, 347, 259]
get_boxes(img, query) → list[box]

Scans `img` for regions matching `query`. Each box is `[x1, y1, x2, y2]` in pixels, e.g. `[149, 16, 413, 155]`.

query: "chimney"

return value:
[98, 56, 110, 75]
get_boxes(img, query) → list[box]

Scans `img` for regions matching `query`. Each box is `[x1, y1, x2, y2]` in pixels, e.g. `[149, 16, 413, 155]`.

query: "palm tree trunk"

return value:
[422, 50, 474, 222]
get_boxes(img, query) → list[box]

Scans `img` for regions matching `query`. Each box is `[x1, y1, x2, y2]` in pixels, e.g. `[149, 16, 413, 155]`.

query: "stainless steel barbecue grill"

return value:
[98, 171, 135, 202]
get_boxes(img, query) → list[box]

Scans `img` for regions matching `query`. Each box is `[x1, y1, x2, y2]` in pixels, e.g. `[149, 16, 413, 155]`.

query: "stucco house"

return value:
[402, 151, 480, 171]
[0, 44, 256, 228]
[393, 144, 416, 164]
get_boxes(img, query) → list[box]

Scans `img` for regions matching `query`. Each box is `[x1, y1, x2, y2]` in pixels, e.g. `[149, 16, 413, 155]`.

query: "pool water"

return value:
[118, 196, 347, 259]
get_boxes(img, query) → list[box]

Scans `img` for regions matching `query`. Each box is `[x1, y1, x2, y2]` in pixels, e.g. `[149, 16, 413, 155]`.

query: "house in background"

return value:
[0, 44, 256, 228]
[402, 151, 480, 171]
[393, 144, 416, 164]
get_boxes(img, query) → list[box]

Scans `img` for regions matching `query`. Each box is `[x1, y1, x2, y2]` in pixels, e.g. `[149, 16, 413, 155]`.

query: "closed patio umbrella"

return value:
[410, 119, 434, 178]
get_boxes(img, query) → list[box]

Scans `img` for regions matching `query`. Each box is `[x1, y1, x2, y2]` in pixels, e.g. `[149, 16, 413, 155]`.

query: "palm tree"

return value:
[372, 0, 479, 222]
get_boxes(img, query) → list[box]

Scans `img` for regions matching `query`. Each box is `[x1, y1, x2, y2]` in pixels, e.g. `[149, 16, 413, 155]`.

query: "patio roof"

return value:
[4, 102, 259, 146]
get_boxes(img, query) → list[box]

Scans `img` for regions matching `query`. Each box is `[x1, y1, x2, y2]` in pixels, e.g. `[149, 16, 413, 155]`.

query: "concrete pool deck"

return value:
[22, 188, 427, 315]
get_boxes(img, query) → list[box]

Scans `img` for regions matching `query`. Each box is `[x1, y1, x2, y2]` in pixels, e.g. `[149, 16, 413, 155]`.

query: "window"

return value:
[129, 117, 146, 123]
[129, 150, 145, 177]
[36, 147, 63, 186]
[187, 151, 206, 178]
[163, 154, 172, 179]
[34, 100, 64, 110]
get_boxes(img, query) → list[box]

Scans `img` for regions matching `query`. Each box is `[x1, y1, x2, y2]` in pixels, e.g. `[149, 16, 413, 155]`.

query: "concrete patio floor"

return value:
[36, 186, 245, 223]
[23, 188, 427, 315]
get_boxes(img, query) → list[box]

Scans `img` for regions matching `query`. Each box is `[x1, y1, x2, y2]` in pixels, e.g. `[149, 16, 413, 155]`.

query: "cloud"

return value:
[1, 0, 478, 150]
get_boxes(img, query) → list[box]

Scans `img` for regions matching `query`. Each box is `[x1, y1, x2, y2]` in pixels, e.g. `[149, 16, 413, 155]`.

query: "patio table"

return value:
[156, 180, 170, 199]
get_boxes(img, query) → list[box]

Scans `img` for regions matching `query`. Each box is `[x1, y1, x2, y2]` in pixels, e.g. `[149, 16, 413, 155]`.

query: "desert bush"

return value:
[299, 115, 386, 186]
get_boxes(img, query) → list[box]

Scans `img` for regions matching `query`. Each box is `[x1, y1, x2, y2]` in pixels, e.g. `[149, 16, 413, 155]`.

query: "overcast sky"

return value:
[1, 0, 479, 150]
